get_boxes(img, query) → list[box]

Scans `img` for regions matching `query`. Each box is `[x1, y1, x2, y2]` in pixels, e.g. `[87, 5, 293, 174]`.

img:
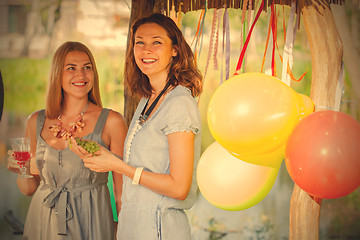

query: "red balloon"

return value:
[285, 110, 360, 199]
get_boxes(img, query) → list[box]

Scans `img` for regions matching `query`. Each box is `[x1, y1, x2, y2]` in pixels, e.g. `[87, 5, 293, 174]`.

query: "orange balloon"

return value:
[285, 111, 360, 199]
[197, 142, 279, 211]
[208, 73, 300, 156]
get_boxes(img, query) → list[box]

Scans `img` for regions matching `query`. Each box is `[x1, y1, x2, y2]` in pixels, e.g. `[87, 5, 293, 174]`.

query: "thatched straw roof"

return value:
[157, 0, 345, 14]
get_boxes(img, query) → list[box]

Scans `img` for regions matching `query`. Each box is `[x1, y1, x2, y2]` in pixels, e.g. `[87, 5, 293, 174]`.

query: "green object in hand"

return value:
[74, 138, 100, 154]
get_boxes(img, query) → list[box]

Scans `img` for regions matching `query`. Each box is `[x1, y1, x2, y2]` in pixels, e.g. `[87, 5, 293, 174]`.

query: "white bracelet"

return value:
[132, 167, 144, 185]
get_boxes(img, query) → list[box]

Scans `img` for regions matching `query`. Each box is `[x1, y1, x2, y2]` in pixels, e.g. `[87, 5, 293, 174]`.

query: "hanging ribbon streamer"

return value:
[241, 20, 246, 72]
[191, 10, 204, 46]
[286, 63, 307, 82]
[220, 8, 225, 83]
[203, 9, 218, 80]
[169, 3, 177, 25]
[243, 0, 253, 73]
[274, 9, 283, 64]
[282, 6, 286, 43]
[198, 2, 208, 58]
[234, 0, 264, 75]
[247, 0, 253, 25]
[239, 0, 248, 73]
[220, 6, 230, 83]
[287, 6, 307, 82]
[334, 61, 345, 111]
[270, 3, 277, 77]
[178, 2, 183, 30]
[236, 0, 250, 74]
[280, 0, 307, 84]
[241, 0, 248, 24]
[224, 7, 230, 81]
[281, 0, 296, 86]
[193, 2, 207, 106]
[240, 0, 252, 73]
[261, 10, 272, 73]
[213, 8, 222, 70]
[191, 9, 206, 64]
[239, 20, 244, 73]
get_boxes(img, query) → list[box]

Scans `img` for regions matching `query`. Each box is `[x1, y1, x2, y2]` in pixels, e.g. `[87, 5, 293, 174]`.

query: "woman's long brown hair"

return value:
[124, 13, 203, 98]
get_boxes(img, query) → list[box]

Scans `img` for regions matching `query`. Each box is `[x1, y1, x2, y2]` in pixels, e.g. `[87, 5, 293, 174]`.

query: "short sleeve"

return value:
[160, 94, 201, 136]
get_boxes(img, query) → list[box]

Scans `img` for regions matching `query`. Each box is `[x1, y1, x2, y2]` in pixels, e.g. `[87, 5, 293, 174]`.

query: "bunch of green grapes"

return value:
[74, 138, 100, 154]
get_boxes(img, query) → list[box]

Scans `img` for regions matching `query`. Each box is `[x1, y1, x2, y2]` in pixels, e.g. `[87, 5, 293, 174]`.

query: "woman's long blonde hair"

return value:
[45, 41, 102, 119]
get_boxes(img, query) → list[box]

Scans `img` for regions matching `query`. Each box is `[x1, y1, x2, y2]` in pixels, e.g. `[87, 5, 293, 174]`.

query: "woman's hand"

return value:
[82, 147, 117, 172]
[70, 137, 121, 173]
[69, 137, 94, 159]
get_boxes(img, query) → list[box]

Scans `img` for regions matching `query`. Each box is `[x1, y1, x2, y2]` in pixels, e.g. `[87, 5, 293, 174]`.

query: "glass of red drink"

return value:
[10, 137, 33, 178]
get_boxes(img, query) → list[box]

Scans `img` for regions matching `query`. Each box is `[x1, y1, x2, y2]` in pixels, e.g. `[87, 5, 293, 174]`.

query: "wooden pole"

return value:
[123, 0, 164, 125]
[289, 1, 343, 239]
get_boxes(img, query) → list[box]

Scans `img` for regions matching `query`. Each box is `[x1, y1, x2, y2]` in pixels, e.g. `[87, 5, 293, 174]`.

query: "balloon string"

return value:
[315, 106, 334, 110]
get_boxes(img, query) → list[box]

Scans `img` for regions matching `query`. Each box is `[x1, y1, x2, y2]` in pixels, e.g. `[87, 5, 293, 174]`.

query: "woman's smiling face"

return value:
[133, 23, 178, 81]
[62, 51, 94, 99]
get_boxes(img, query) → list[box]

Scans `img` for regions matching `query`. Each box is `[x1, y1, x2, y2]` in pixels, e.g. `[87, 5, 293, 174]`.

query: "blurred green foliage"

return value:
[0, 58, 50, 115]
[93, 50, 126, 114]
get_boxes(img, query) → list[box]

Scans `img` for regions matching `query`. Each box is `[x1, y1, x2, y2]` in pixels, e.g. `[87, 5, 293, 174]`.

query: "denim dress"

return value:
[117, 85, 201, 240]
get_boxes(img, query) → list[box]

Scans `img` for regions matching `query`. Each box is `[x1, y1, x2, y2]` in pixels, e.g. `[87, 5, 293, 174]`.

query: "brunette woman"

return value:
[72, 14, 203, 240]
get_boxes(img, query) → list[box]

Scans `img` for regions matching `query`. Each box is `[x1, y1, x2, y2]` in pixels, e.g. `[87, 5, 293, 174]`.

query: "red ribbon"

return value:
[234, 0, 264, 75]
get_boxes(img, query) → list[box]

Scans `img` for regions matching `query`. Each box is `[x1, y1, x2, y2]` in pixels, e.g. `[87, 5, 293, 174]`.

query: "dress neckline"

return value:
[39, 109, 106, 151]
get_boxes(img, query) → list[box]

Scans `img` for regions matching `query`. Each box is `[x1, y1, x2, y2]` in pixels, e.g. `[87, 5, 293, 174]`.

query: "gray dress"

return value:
[23, 109, 114, 240]
[117, 86, 201, 240]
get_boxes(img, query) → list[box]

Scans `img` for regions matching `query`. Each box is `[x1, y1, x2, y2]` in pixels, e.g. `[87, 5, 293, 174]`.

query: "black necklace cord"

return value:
[139, 81, 172, 124]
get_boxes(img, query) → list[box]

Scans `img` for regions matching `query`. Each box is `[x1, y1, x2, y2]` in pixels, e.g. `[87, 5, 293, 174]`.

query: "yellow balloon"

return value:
[229, 144, 285, 168]
[297, 93, 314, 120]
[197, 142, 280, 211]
[208, 72, 300, 156]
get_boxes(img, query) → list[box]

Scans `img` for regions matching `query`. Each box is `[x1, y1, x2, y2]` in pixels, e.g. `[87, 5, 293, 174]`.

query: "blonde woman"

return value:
[8, 41, 127, 239]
